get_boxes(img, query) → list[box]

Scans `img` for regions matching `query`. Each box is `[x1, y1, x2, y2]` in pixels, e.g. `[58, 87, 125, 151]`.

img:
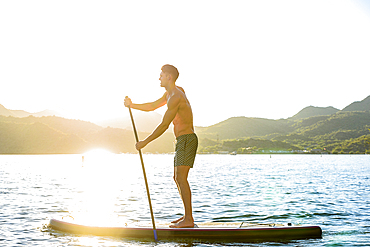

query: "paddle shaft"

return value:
[127, 106, 158, 241]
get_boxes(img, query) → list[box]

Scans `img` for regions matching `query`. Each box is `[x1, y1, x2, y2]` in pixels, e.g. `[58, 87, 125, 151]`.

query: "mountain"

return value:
[0, 104, 13, 116]
[32, 109, 61, 117]
[0, 104, 162, 132]
[3, 111, 368, 154]
[0, 104, 60, 118]
[292, 111, 370, 138]
[196, 111, 370, 154]
[290, 106, 339, 120]
[196, 117, 293, 140]
[289, 95, 370, 120]
[0, 115, 174, 154]
[96, 111, 163, 132]
[1, 94, 370, 154]
[7, 110, 31, 117]
[342, 95, 370, 112]
[272, 111, 370, 153]
[196, 96, 370, 153]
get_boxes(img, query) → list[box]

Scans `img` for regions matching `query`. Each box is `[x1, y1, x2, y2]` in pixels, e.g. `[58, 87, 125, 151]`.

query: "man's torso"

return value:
[167, 87, 194, 138]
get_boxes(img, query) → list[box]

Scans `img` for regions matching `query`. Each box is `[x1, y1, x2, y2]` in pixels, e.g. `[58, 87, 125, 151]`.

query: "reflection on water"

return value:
[66, 150, 145, 227]
[1, 154, 369, 246]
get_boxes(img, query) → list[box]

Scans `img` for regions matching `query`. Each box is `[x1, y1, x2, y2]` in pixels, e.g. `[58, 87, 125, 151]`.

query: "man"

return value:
[124, 64, 198, 228]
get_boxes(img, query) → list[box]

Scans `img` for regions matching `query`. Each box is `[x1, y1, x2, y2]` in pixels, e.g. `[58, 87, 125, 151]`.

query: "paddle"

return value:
[127, 105, 158, 241]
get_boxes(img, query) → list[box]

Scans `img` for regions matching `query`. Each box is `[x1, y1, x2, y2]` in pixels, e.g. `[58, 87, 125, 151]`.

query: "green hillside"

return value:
[196, 111, 370, 154]
[272, 111, 370, 153]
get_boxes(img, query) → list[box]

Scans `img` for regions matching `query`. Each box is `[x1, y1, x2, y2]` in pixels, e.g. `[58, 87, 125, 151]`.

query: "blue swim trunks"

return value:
[174, 133, 198, 168]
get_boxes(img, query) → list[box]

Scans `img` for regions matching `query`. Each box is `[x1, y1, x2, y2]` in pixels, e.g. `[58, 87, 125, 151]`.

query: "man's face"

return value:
[159, 71, 170, 87]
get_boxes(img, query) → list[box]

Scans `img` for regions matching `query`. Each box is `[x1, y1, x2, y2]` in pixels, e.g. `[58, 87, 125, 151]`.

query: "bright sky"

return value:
[1, 0, 370, 127]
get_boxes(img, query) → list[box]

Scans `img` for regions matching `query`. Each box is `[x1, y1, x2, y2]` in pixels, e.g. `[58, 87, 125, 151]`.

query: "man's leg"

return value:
[170, 165, 194, 228]
[171, 168, 184, 223]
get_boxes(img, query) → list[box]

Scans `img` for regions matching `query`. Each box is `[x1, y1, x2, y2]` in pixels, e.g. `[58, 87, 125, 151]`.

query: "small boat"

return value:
[49, 219, 322, 242]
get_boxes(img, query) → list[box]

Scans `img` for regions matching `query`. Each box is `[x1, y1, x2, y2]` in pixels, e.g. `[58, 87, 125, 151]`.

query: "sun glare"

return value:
[83, 148, 113, 156]
[66, 151, 143, 227]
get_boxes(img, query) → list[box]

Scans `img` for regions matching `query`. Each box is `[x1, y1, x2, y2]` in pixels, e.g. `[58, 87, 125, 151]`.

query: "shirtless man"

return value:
[124, 64, 198, 228]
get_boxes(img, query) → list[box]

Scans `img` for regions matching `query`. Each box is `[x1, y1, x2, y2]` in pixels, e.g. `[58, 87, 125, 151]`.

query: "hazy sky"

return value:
[1, 0, 370, 127]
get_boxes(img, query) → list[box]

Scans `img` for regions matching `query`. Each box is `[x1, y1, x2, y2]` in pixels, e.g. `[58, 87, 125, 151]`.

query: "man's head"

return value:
[161, 64, 179, 82]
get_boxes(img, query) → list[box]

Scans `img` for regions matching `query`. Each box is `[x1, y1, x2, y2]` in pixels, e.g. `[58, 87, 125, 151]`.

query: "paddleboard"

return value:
[49, 219, 322, 242]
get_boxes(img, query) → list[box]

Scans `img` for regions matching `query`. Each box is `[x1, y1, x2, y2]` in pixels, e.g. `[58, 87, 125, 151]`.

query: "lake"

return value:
[1, 153, 369, 246]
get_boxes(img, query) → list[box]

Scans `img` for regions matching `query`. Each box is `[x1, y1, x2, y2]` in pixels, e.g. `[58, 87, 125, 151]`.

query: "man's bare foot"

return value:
[171, 216, 184, 224]
[169, 218, 194, 228]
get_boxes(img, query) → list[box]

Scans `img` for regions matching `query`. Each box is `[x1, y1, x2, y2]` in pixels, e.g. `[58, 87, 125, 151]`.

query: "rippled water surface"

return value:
[1, 154, 369, 246]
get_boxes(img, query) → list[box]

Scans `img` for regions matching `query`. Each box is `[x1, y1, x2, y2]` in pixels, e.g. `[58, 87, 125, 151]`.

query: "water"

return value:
[1, 153, 369, 246]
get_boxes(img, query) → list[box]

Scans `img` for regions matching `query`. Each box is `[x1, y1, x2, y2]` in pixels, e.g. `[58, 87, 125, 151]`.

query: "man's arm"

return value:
[136, 96, 179, 150]
[125, 93, 167, 112]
